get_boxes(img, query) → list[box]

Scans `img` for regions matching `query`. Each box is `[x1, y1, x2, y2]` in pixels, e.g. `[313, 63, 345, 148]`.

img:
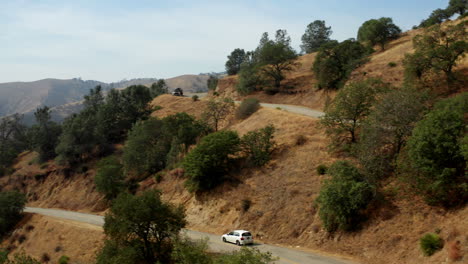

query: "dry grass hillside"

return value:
[217, 18, 468, 110]
[0, 151, 106, 213]
[146, 96, 468, 264]
[1, 214, 103, 263]
[1, 93, 467, 263]
[1, 18, 467, 264]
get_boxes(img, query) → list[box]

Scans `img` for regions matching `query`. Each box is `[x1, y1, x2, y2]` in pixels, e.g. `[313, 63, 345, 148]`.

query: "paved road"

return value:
[255, 102, 325, 118]
[25, 207, 356, 264]
[184, 92, 325, 118]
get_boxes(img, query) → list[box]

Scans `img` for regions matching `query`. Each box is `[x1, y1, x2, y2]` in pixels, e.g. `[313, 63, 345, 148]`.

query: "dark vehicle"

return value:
[172, 87, 183, 96]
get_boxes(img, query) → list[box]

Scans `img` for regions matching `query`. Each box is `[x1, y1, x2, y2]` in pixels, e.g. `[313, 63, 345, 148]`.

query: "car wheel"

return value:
[222, 237, 226, 243]
[236, 240, 240, 246]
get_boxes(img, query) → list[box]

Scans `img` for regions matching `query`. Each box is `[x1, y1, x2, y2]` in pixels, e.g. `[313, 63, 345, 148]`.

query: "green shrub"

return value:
[241, 125, 275, 166]
[316, 164, 328, 175]
[405, 93, 467, 206]
[183, 131, 240, 192]
[236, 98, 260, 119]
[214, 247, 276, 264]
[123, 113, 207, 177]
[94, 156, 125, 200]
[317, 161, 374, 232]
[313, 40, 371, 90]
[171, 236, 212, 264]
[154, 172, 163, 183]
[420, 233, 444, 256]
[0, 191, 26, 237]
[388, 62, 397, 67]
[58, 255, 70, 264]
[192, 95, 199, 101]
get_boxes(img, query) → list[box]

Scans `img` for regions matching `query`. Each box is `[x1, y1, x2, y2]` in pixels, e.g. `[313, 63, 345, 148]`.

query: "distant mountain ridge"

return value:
[0, 74, 221, 124]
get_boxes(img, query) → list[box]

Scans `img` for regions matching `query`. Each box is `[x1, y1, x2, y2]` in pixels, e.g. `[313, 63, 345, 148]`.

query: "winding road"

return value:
[25, 207, 356, 264]
[186, 93, 325, 118]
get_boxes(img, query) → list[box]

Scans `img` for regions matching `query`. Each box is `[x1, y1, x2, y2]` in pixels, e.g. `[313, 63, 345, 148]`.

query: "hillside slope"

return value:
[1, 94, 467, 263]
[216, 19, 468, 110]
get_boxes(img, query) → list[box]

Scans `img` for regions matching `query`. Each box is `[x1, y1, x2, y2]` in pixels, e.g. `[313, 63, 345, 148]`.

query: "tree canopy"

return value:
[300, 20, 333, 53]
[405, 93, 467, 206]
[320, 78, 390, 151]
[225, 48, 247, 75]
[183, 130, 240, 192]
[313, 39, 371, 90]
[256, 30, 298, 89]
[99, 190, 186, 264]
[357, 17, 401, 50]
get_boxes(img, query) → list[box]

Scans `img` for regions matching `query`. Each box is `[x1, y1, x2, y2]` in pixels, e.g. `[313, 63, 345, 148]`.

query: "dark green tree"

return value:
[83, 85, 104, 113]
[150, 80, 168, 98]
[405, 21, 467, 86]
[0, 191, 26, 237]
[94, 156, 126, 200]
[317, 161, 374, 232]
[300, 20, 333, 53]
[183, 131, 240, 192]
[313, 39, 371, 90]
[236, 52, 265, 95]
[207, 75, 219, 91]
[418, 8, 451, 28]
[357, 87, 429, 182]
[225, 48, 247, 75]
[257, 30, 298, 89]
[0, 114, 28, 175]
[405, 93, 467, 206]
[30, 106, 62, 162]
[357, 17, 401, 51]
[123, 113, 207, 176]
[241, 125, 275, 166]
[55, 112, 103, 166]
[447, 0, 467, 16]
[122, 118, 169, 176]
[100, 190, 186, 264]
[320, 78, 390, 151]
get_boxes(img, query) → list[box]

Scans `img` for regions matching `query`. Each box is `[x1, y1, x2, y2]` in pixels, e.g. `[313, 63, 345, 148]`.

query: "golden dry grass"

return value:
[1, 214, 103, 264]
[150, 94, 209, 119]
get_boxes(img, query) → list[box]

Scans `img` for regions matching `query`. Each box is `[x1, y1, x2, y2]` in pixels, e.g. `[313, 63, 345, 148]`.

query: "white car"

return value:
[222, 230, 254, 246]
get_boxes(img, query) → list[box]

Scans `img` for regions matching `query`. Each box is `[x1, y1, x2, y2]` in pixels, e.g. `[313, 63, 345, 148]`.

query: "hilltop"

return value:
[216, 19, 468, 110]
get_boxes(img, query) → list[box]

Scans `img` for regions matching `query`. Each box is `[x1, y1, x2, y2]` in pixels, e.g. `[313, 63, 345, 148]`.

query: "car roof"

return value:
[231, 230, 250, 233]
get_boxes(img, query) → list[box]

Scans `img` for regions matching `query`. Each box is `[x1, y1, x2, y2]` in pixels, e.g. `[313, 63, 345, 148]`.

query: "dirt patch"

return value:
[1, 214, 103, 263]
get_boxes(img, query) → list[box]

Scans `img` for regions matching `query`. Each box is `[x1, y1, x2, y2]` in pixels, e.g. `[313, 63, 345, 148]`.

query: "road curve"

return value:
[257, 102, 325, 118]
[24, 207, 356, 264]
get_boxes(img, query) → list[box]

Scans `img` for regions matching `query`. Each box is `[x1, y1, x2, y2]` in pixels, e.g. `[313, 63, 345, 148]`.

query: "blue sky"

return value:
[0, 0, 448, 83]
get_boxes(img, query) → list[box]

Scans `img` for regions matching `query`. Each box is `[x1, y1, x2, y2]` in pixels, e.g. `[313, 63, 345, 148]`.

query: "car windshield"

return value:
[242, 232, 251, 237]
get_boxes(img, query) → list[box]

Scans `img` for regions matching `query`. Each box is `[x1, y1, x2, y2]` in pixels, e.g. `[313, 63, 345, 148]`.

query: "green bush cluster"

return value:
[317, 161, 374, 232]
[420, 233, 444, 256]
[236, 98, 260, 119]
[123, 113, 208, 177]
[183, 131, 241, 192]
[94, 156, 126, 200]
[0, 191, 26, 237]
[241, 125, 275, 166]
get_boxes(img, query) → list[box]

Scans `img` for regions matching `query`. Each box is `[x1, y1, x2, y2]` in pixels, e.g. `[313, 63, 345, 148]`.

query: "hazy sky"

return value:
[1, 0, 448, 83]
